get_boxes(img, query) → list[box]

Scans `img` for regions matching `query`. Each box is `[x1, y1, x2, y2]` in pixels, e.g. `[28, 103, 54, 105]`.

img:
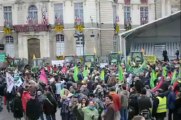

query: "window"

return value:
[6, 36, 14, 43]
[5, 36, 15, 57]
[56, 34, 64, 56]
[75, 34, 84, 56]
[124, 6, 131, 29]
[113, 5, 117, 24]
[3, 6, 12, 26]
[124, 6, 131, 24]
[28, 5, 38, 24]
[74, 3, 84, 25]
[140, 7, 148, 25]
[54, 3, 63, 25]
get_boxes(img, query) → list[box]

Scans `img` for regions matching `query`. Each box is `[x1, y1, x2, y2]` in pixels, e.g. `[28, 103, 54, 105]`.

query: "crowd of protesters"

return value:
[0, 57, 181, 120]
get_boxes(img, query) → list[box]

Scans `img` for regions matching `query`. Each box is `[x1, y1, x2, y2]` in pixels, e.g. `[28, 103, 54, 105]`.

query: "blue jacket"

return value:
[167, 91, 176, 110]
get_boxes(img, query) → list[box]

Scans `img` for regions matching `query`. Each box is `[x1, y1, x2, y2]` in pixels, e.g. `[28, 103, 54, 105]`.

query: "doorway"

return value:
[28, 38, 40, 63]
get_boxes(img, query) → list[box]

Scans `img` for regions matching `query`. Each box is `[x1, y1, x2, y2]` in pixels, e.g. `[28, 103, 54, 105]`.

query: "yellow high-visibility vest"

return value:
[156, 96, 167, 113]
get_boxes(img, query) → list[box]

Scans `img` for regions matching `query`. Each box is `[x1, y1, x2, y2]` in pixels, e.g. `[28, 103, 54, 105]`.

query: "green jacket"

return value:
[82, 107, 99, 120]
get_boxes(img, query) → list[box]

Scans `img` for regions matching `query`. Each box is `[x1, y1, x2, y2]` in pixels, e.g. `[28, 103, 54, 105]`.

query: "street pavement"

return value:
[0, 105, 62, 120]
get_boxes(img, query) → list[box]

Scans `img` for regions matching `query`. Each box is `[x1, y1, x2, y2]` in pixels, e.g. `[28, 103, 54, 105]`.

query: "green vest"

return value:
[156, 96, 167, 113]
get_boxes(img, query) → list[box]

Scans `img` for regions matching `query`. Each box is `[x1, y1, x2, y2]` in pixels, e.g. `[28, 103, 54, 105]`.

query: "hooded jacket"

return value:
[82, 106, 99, 120]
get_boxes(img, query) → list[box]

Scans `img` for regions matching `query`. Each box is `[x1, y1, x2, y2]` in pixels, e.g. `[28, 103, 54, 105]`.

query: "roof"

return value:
[120, 11, 181, 38]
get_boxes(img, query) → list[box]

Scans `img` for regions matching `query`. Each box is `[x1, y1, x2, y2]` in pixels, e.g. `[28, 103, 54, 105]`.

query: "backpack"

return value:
[61, 100, 69, 114]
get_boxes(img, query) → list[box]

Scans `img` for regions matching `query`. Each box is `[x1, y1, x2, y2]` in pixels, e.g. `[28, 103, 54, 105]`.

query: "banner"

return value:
[54, 25, 64, 32]
[0, 53, 6, 63]
[39, 68, 48, 85]
[51, 60, 64, 66]
[6, 72, 14, 93]
[3, 27, 12, 35]
[100, 63, 108, 68]
[144, 55, 156, 64]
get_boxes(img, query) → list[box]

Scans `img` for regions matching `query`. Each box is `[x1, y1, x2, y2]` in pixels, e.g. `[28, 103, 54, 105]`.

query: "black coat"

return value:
[26, 98, 41, 120]
[174, 98, 181, 120]
[138, 95, 152, 112]
[43, 98, 57, 115]
[12, 96, 23, 118]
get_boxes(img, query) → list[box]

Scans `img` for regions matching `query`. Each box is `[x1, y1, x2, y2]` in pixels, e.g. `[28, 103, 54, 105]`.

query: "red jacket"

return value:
[109, 92, 121, 112]
[21, 91, 31, 112]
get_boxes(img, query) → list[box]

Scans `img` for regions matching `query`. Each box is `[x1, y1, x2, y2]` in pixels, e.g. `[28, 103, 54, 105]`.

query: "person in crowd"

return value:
[37, 90, 46, 120]
[0, 77, 5, 112]
[173, 92, 181, 120]
[128, 87, 139, 119]
[21, 85, 32, 120]
[43, 92, 57, 120]
[60, 95, 70, 120]
[152, 89, 167, 120]
[163, 49, 169, 62]
[119, 84, 129, 120]
[167, 86, 176, 120]
[138, 88, 152, 119]
[109, 87, 121, 120]
[175, 48, 179, 60]
[26, 93, 41, 120]
[102, 95, 116, 120]
[80, 101, 99, 120]
[12, 92, 23, 120]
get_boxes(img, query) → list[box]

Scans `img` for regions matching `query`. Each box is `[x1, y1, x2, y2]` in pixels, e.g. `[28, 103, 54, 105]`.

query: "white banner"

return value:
[51, 60, 64, 66]
[6, 72, 14, 93]
[100, 63, 108, 68]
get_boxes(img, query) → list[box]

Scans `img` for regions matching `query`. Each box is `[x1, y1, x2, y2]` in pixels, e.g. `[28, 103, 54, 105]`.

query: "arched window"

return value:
[28, 5, 38, 24]
[5, 36, 15, 57]
[56, 34, 65, 56]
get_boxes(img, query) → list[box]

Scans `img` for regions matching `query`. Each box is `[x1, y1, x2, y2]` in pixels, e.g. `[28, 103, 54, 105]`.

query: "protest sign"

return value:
[144, 55, 157, 64]
[6, 72, 14, 93]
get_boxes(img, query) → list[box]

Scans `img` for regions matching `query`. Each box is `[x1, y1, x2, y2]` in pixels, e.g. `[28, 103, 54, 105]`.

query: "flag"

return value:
[83, 67, 89, 78]
[162, 67, 167, 77]
[152, 76, 164, 92]
[33, 54, 36, 60]
[61, 66, 67, 74]
[150, 70, 157, 88]
[100, 70, 105, 81]
[118, 66, 124, 81]
[179, 66, 181, 78]
[14, 77, 23, 87]
[124, 0, 130, 5]
[73, 66, 79, 82]
[6, 72, 14, 93]
[94, 47, 96, 54]
[39, 68, 48, 85]
[141, 0, 148, 4]
[171, 70, 178, 85]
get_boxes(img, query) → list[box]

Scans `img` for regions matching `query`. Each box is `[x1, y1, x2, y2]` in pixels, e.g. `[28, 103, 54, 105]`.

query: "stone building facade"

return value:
[0, 0, 178, 61]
